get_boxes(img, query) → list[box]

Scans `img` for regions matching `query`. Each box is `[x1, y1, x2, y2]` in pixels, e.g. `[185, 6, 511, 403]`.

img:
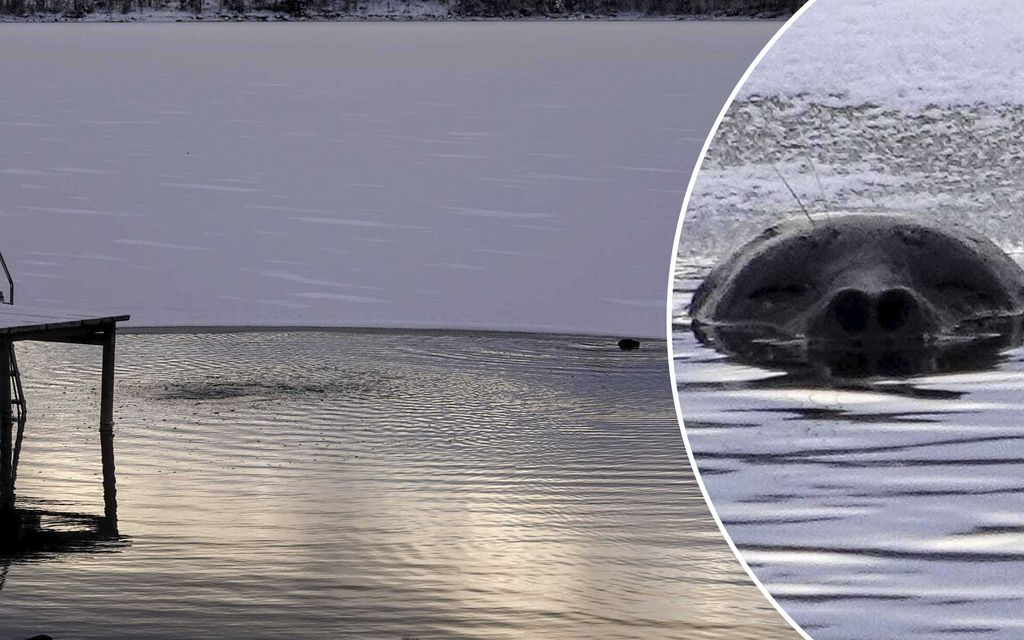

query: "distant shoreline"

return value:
[0, 12, 792, 22]
[0, 0, 802, 23]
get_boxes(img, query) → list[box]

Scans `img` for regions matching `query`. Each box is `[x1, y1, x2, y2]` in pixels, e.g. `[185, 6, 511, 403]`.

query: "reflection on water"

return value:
[1, 331, 795, 640]
[0, 505, 127, 593]
[674, 268, 1024, 640]
[692, 319, 1024, 381]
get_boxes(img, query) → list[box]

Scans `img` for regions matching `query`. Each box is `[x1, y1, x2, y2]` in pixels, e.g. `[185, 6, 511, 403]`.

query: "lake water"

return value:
[673, 269, 1024, 639]
[0, 21, 777, 337]
[2, 331, 797, 639]
[673, 94, 1024, 638]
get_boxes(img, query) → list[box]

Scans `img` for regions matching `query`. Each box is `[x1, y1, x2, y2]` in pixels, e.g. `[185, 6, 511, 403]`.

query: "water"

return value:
[1, 331, 796, 639]
[674, 262, 1024, 640]
[0, 21, 777, 337]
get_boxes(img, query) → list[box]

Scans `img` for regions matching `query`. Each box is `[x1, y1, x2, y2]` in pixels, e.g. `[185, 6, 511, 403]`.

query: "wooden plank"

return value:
[99, 328, 118, 532]
[0, 304, 129, 336]
[8, 325, 116, 344]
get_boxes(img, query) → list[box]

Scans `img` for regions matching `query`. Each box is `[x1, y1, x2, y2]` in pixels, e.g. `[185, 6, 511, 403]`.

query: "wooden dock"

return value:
[0, 306, 129, 534]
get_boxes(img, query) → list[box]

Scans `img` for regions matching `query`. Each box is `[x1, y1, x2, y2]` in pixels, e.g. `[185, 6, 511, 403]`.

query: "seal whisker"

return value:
[805, 155, 831, 223]
[772, 163, 813, 225]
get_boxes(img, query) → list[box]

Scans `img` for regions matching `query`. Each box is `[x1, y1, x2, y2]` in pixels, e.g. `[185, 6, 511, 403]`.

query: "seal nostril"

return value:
[831, 290, 871, 334]
[877, 289, 915, 331]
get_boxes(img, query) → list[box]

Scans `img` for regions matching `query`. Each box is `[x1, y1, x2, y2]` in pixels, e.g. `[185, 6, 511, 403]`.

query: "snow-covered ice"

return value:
[678, 0, 1024, 266]
[742, 0, 1024, 109]
[0, 22, 777, 337]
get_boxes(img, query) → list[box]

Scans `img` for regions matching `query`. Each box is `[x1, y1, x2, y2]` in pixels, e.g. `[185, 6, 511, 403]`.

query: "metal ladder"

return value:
[0, 247, 22, 486]
[8, 341, 26, 487]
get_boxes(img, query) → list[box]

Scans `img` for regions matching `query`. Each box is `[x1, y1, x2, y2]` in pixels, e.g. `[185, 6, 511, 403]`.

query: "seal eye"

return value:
[747, 284, 809, 305]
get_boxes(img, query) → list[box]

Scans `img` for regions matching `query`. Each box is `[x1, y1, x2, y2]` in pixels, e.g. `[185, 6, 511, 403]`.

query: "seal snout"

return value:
[876, 288, 920, 332]
[812, 286, 935, 341]
[829, 289, 872, 335]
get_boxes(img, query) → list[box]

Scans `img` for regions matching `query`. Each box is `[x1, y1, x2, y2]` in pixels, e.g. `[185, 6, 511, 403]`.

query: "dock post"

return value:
[99, 327, 118, 531]
[0, 338, 11, 516]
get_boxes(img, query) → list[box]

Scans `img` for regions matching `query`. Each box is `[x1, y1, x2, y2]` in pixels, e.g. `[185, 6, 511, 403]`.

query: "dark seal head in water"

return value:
[690, 213, 1024, 377]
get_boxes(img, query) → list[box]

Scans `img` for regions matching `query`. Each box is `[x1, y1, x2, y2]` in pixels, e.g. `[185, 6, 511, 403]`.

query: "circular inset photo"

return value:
[671, 1, 1024, 639]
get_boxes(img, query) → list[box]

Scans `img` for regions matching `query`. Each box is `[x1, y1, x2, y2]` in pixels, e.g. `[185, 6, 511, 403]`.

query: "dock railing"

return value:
[0, 250, 12, 305]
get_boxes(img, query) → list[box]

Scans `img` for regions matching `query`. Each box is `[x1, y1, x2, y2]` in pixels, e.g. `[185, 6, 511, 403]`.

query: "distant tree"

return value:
[284, 0, 306, 16]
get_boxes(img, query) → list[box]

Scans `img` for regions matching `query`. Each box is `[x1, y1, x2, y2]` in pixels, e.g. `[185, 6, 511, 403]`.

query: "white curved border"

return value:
[665, 2, 820, 639]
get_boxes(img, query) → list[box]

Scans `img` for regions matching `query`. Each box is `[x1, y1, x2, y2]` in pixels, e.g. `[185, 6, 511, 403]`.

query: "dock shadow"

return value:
[0, 505, 128, 583]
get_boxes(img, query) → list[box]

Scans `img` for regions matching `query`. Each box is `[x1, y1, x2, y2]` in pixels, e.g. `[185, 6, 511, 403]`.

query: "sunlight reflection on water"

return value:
[2, 331, 795, 640]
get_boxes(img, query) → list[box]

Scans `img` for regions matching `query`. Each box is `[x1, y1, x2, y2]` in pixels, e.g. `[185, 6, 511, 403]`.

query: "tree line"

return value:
[451, 0, 805, 18]
[0, 0, 806, 18]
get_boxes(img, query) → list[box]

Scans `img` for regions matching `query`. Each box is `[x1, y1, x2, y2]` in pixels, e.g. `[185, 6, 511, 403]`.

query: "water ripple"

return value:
[3, 331, 794, 640]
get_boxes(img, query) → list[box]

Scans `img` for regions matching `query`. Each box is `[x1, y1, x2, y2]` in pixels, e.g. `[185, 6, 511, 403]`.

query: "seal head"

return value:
[689, 213, 1024, 376]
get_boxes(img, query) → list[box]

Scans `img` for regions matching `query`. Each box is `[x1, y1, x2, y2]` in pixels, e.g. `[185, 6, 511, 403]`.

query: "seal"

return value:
[617, 338, 641, 351]
[689, 213, 1024, 376]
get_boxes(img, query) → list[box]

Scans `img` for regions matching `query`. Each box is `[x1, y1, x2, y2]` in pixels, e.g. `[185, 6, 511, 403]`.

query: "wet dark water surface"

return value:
[2, 331, 794, 640]
[674, 266, 1024, 640]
